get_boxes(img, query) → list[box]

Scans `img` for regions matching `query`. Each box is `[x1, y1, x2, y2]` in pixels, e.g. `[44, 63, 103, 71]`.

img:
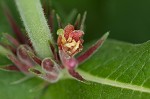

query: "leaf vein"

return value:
[78, 70, 150, 94]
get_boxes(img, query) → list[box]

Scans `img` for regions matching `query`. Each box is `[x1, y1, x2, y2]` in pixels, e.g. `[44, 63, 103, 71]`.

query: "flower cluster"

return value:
[0, 6, 109, 83]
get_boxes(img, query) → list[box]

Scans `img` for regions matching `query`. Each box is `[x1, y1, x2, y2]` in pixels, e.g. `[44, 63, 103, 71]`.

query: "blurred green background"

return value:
[1, 0, 150, 43]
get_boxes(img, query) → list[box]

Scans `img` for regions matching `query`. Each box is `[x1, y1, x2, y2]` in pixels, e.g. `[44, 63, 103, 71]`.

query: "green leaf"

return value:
[41, 39, 150, 99]
[0, 71, 43, 99]
[1, 39, 150, 98]
[0, 55, 11, 66]
[0, 45, 12, 55]
[15, 0, 54, 58]
[0, 45, 13, 66]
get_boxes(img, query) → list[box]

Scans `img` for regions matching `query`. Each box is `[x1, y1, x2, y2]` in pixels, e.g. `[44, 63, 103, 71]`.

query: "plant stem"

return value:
[15, 0, 54, 58]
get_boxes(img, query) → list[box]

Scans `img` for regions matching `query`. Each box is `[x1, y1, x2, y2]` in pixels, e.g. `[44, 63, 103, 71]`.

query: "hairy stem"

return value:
[15, 0, 54, 58]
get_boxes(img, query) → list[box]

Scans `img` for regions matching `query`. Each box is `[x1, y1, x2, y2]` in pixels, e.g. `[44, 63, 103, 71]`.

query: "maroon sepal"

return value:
[77, 32, 109, 64]
[0, 65, 20, 72]
[56, 14, 63, 28]
[68, 69, 85, 81]
[29, 68, 42, 75]
[7, 54, 31, 75]
[3, 33, 20, 47]
[27, 51, 42, 65]
[59, 50, 84, 81]
[3, 6, 26, 44]
[74, 14, 81, 30]
[80, 11, 87, 30]
[48, 10, 55, 33]
[49, 41, 60, 62]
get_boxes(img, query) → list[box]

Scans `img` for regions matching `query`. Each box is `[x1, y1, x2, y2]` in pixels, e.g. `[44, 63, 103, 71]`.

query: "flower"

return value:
[0, 6, 109, 83]
[57, 25, 84, 56]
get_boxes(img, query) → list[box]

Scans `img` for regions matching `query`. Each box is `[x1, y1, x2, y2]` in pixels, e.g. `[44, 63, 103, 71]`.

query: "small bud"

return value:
[57, 29, 64, 36]
[17, 45, 34, 66]
[27, 51, 42, 65]
[41, 58, 61, 83]
[7, 54, 31, 75]
[59, 50, 78, 70]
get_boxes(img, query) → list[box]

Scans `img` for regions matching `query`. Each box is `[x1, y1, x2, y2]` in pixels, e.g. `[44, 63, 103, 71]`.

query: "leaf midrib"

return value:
[77, 69, 150, 94]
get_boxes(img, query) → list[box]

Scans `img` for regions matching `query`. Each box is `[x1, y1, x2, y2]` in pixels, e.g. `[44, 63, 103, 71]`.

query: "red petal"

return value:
[64, 25, 74, 39]
[72, 30, 84, 42]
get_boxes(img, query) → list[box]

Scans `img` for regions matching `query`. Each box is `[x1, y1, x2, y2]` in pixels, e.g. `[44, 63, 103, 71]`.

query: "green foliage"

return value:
[15, 0, 54, 58]
[1, 40, 150, 98]
[0, 71, 43, 99]
[41, 40, 150, 99]
[0, 0, 150, 99]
